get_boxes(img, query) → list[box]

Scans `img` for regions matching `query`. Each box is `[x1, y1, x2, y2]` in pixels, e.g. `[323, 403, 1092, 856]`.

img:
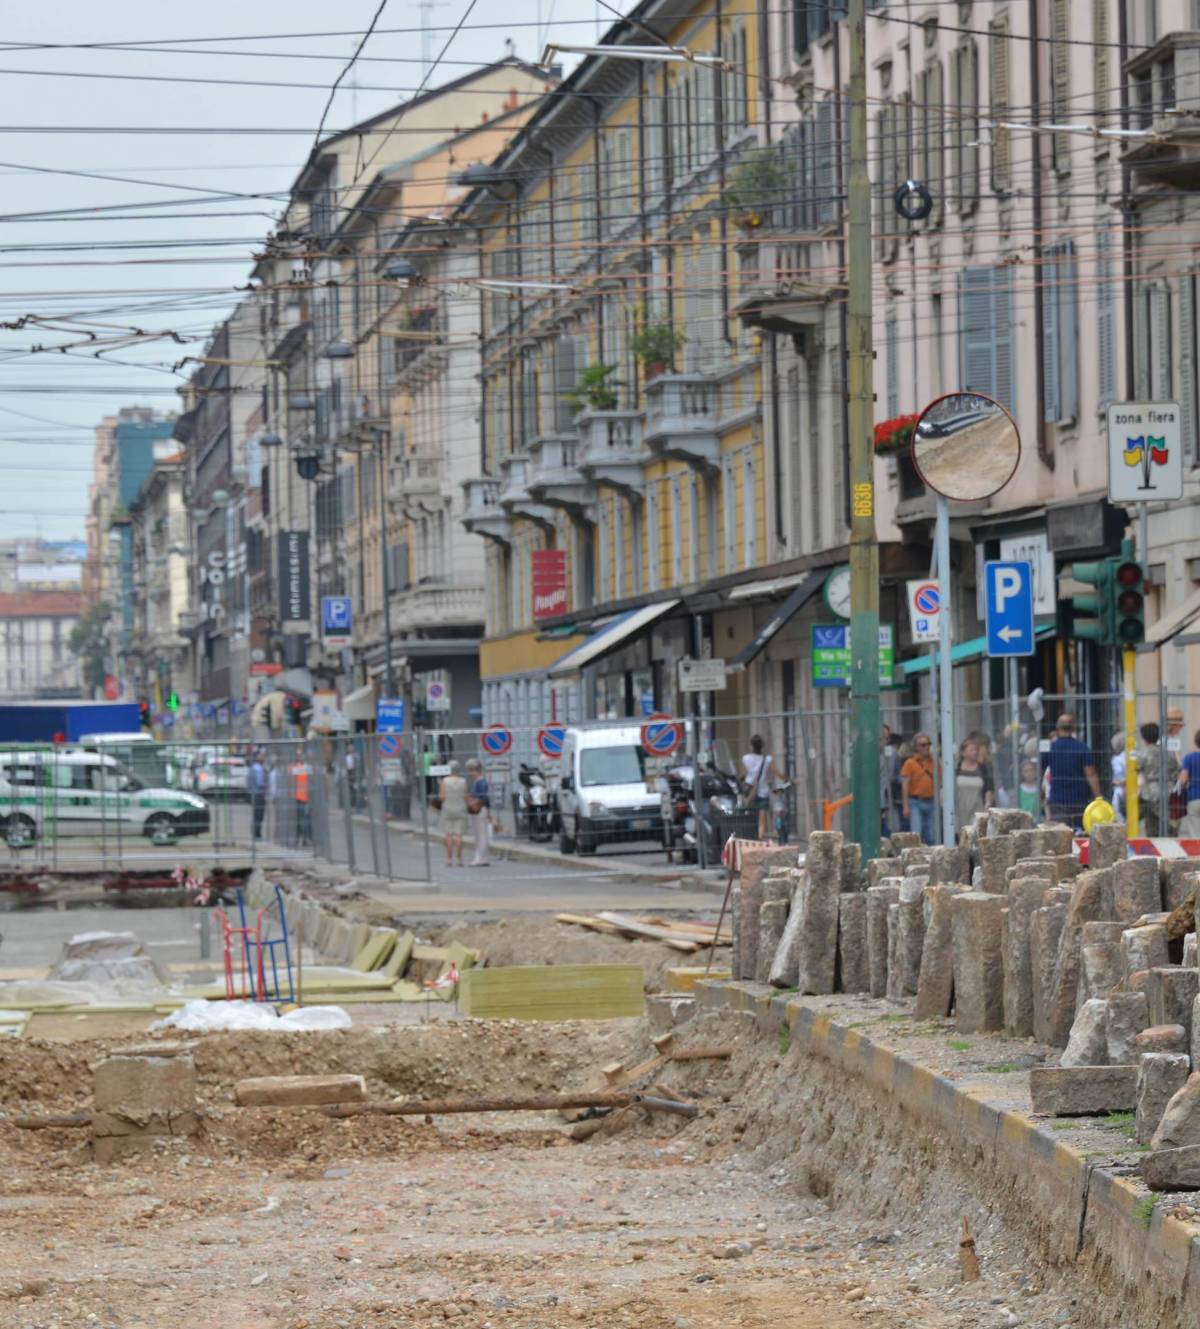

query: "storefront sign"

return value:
[998, 531, 1055, 615]
[532, 548, 569, 621]
[812, 625, 894, 689]
[677, 658, 728, 692]
[277, 531, 310, 621]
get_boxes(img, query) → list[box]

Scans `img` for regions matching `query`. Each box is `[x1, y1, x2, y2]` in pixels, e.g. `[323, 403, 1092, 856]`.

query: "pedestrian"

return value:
[740, 734, 784, 839]
[888, 731, 908, 831]
[1110, 732, 1127, 820]
[248, 750, 267, 841]
[1138, 722, 1182, 837]
[465, 757, 492, 867]
[954, 738, 994, 829]
[901, 732, 936, 845]
[1167, 706, 1187, 754]
[267, 755, 287, 844]
[1042, 713, 1101, 830]
[1018, 758, 1042, 823]
[422, 745, 437, 801]
[438, 760, 469, 867]
[880, 724, 900, 838]
[289, 755, 311, 846]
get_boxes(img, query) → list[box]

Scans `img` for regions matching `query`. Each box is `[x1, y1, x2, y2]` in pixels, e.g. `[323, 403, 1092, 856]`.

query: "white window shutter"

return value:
[1060, 240, 1079, 422]
[1042, 248, 1061, 423]
[1097, 232, 1116, 407]
[1152, 284, 1174, 401]
[992, 270, 1015, 414]
[1181, 275, 1198, 465]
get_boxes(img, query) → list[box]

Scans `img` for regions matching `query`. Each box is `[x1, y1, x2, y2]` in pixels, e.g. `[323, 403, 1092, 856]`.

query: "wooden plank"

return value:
[554, 912, 622, 935]
[665, 966, 732, 993]
[593, 912, 700, 951]
[458, 964, 644, 1021]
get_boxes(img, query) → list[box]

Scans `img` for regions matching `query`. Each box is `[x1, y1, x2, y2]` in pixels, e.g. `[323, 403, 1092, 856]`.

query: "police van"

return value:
[0, 749, 210, 847]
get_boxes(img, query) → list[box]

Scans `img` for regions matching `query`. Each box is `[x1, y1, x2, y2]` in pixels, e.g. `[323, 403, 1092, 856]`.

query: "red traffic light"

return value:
[1115, 561, 1142, 588]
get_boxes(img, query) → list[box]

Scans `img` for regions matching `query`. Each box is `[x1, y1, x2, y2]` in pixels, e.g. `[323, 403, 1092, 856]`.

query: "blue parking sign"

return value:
[377, 698, 406, 733]
[322, 595, 353, 641]
[985, 561, 1035, 657]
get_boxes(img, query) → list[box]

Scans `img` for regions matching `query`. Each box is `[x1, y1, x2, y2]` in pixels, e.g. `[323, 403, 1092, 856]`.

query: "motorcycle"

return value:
[662, 762, 743, 865]
[515, 763, 554, 841]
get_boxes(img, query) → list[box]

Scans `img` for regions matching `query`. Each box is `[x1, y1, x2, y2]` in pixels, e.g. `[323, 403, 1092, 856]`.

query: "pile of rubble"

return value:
[732, 813, 1200, 1191]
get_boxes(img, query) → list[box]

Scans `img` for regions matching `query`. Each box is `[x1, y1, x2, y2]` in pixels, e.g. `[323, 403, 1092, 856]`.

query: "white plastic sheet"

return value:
[151, 1000, 352, 1033]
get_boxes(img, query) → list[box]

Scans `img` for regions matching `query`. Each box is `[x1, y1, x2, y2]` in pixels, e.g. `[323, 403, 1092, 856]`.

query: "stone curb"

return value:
[696, 978, 1200, 1320]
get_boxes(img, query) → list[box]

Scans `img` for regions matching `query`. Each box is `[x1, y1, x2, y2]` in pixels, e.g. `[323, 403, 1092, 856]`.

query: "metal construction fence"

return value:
[0, 693, 1195, 882]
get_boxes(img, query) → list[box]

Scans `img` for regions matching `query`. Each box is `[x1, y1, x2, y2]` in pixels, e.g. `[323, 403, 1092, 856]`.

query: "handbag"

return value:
[1169, 787, 1188, 820]
[741, 754, 768, 808]
[429, 795, 443, 812]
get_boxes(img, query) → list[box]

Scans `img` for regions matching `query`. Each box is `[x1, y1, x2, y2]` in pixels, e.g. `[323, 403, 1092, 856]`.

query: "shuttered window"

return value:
[596, 503, 610, 603]
[742, 454, 757, 567]
[644, 80, 665, 201]
[951, 41, 980, 213]
[1181, 274, 1199, 466]
[885, 312, 900, 417]
[1097, 233, 1116, 408]
[1050, 0, 1071, 175]
[1151, 284, 1174, 402]
[915, 61, 944, 226]
[724, 22, 749, 136]
[556, 334, 583, 431]
[684, 243, 723, 374]
[646, 481, 660, 591]
[1093, 0, 1110, 126]
[722, 456, 736, 573]
[670, 475, 683, 586]
[989, 17, 1012, 192]
[958, 266, 1016, 413]
[814, 99, 838, 226]
[1041, 240, 1079, 424]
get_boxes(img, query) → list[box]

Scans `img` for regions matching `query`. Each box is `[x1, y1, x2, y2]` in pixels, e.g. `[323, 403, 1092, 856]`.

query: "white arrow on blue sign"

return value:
[984, 561, 1035, 657]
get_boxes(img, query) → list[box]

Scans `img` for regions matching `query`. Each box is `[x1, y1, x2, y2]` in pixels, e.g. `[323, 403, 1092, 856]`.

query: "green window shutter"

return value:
[1097, 232, 1116, 407]
[1181, 275, 1198, 465]
[1042, 247, 1061, 423]
[992, 269, 1015, 414]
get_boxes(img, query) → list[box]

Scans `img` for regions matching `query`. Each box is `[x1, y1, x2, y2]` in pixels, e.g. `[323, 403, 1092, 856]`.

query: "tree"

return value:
[68, 602, 114, 694]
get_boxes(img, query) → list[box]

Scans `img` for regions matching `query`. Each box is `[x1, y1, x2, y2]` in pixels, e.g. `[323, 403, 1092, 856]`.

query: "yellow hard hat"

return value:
[1082, 797, 1116, 833]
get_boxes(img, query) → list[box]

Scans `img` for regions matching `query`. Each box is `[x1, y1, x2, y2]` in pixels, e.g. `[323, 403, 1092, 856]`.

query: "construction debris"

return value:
[555, 912, 730, 952]
[320, 1090, 699, 1119]
[234, 1074, 366, 1107]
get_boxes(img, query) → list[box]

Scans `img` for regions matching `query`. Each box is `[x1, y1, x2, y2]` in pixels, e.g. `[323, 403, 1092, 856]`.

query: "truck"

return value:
[0, 700, 142, 745]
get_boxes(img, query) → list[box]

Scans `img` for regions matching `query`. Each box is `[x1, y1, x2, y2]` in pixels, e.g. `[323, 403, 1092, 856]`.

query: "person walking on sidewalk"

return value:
[1042, 713, 1101, 830]
[438, 760, 469, 867]
[465, 757, 492, 867]
[901, 733, 936, 845]
[248, 751, 268, 841]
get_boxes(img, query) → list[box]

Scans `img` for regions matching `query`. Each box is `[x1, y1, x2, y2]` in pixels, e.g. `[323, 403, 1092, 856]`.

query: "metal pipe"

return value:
[936, 495, 955, 845]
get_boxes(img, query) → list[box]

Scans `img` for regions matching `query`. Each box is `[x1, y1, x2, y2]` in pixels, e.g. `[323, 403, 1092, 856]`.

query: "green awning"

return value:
[900, 624, 1054, 678]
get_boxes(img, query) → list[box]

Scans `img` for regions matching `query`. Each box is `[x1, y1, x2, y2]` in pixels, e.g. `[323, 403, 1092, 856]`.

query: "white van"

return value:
[0, 750, 210, 847]
[557, 725, 664, 855]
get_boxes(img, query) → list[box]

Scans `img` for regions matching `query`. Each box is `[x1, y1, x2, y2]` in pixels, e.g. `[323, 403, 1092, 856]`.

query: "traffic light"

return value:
[166, 691, 180, 712]
[1113, 541, 1145, 646]
[1068, 559, 1114, 642]
[138, 700, 151, 728]
[285, 695, 304, 728]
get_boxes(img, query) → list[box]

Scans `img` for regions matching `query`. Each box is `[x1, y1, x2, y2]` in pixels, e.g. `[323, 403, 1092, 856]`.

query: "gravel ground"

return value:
[0, 1010, 1147, 1329]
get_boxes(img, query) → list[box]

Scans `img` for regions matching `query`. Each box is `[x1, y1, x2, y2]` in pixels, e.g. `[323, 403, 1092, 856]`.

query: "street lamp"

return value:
[384, 259, 420, 281]
[258, 430, 284, 448]
[323, 339, 355, 359]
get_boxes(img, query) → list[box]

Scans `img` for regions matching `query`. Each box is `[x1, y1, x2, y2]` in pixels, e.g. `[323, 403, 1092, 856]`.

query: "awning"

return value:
[342, 682, 377, 722]
[547, 598, 680, 679]
[726, 571, 810, 601]
[900, 624, 1055, 677]
[728, 572, 826, 671]
[1146, 585, 1200, 646]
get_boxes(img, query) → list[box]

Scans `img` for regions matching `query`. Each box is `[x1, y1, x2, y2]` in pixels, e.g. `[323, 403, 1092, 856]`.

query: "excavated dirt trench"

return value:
[0, 1009, 1169, 1329]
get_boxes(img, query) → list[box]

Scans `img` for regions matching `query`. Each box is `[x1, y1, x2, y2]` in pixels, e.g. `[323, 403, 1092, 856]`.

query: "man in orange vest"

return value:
[289, 756, 311, 846]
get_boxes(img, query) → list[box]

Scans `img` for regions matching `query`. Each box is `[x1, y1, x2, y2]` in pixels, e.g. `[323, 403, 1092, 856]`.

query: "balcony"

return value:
[389, 452, 443, 517]
[1123, 33, 1200, 185]
[390, 582, 484, 631]
[498, 454, 556, 531]
[461, 477, 512, 543]
[732, 235, 838, 334]
[526, 432, 593, 517]
[577, 409, 646, 497]
[644, 374, 721, 469]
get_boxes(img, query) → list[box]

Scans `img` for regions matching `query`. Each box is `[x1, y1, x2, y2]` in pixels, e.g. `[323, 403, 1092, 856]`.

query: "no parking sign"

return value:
[640, 713, 682, 757]
[481, 724, 513, 757]
[537, 724, 566, 759]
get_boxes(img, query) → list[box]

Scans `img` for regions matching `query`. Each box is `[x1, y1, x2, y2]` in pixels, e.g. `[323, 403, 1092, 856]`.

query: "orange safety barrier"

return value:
[822, 794, 853, 831]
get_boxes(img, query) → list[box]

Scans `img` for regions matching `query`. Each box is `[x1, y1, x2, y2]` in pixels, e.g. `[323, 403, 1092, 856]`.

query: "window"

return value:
[1093, 0, 1111, 126]
[794, 0, 846, 54]
[613, 498, 625, 598]
[646, 480, 660, 590]
[724, 21, 749, 136]
[742, 454, 757, 567]
[885, 312, 900, 417]
[989, 17, 1012, 192]
[958, 266, 1016, 412]
[1041, 240, 1079, 424]
[670, 475, 683, 585]
[914, 60, 945, 226]
[1049, 0, 1071, 175]
[597, 502, 610, 602]
[1097, 233, 1116, 408]
[950, 41, 980, 213]
[555, 333, 583, 431]
[722, 457, 736, 572]
[683, 242, 723, 374]
[1182, 274, 1199, 466]
[813, 98, 839, 227]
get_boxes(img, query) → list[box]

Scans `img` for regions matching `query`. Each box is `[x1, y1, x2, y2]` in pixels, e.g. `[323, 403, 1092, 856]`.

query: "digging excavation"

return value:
[2, 814, 1198, 1329]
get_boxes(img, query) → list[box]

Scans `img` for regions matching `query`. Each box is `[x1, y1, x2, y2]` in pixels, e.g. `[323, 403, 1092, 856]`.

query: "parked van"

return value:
[0, 750, 210, 847]
[78, 732, 176, 788]
[556, 725, 664, 855]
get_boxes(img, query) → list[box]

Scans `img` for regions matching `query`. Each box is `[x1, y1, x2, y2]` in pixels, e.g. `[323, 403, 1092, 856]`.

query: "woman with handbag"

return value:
[741, 734, 783, 839]
[465, 757, 493, 867]
[438, 761, 469, 867]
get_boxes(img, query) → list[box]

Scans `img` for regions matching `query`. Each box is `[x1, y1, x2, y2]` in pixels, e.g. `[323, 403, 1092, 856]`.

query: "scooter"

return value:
[515, 763, 554, 841]
[662, 762, 742, 864]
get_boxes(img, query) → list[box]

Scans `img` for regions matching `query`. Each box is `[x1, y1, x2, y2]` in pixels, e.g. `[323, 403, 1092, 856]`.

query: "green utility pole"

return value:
[847, 0, 881, 859]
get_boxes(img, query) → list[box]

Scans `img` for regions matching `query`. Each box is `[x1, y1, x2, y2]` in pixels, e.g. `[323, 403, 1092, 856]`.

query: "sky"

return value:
[0, 0, 611, 539]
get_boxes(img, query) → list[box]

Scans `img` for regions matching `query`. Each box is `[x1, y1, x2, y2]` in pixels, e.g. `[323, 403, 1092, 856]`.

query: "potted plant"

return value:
[631, 322, 685, 380]
[725, 148, 791, 231]
[873, 412, 921, 457]
[565, 363, 621, 414]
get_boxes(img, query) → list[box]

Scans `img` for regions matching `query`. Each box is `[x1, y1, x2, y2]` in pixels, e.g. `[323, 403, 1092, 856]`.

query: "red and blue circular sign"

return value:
[537, 724, 566, 759]
[378, 734, 401, 758]
[481, 724, 513, 757]
[640, 713, 683, 757]
[914, 583, 940, 616]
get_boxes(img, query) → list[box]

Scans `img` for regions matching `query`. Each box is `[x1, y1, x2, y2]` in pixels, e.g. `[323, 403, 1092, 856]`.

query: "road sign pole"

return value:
[1008, 656, 1020, 810]
[1124, 645, 1140, 836]
[936, 495, 955, 846]
[847, 0, 881, 861]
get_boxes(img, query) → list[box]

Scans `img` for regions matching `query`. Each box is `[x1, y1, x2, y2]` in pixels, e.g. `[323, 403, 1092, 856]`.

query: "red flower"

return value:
[874, 413, 920, 454]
